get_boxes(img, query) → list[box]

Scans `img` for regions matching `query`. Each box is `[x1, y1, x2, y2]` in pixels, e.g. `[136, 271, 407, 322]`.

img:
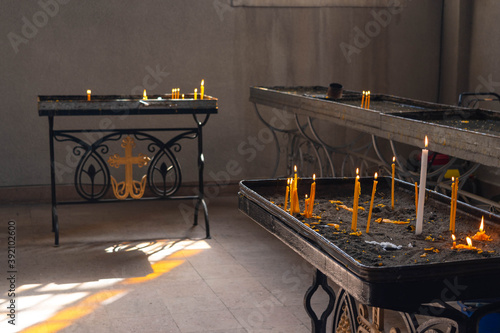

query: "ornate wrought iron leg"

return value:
[332, 287, 358, 332]
[304, 269, 336, 333]
[48, 116, 59, 246]
[194, 115, 210, 239]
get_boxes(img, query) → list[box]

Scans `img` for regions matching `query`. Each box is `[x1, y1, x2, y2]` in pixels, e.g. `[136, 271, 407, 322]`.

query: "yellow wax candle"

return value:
[194, 88, 198, 100]
[304, 195, 310, 217]
[143, 89, 148, 100]
[87, 89, 91, 101]
[449, 177, 456, 232]
[391, 156, 396, 210]
[201, 79, 205, 100]
[284, 179, 290, 212]
[414, 182, 418, 212]
[366, 173, 378, 233]
[366, 91, 371, 109]
[292, 187, 299, 214]
[293, 165, 298, 190]
[451, 177, 459, 233]
[308, 174, 316, 217]
[361, 91, 365, 108]
[472, 216, 492, 241]
[352, 170, 360, 231]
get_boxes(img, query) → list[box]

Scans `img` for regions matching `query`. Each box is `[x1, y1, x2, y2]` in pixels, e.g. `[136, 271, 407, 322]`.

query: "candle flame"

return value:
[313, 174, 316, 181]
[87, 89, 91, 94]
[452, 234, 456, 241]
[305, 194, 308, 199]
[294, 165, 297, 172]
[374, 172, 378, 179]
[356, 168, 359, 176]
[425, 136, 428, 148]
[143, 89, 147, 100]
[392, 156, 396, 163]
[201, 79, 204, 86]
[466, 237, 472, 247]
[287, 178, 290, 185]
[480, 216, 484, 232]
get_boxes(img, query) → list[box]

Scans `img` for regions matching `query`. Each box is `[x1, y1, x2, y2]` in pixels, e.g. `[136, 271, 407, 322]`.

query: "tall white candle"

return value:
[415, 136, 429, 235]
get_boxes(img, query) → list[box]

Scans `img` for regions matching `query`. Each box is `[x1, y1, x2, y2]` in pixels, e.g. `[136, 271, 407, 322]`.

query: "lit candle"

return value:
[87, 89, 91, 101]
[194, 88, 197, 100]
[466, 237, 473, 249]
[455, 237, 478, 250]
[284, 178, 290, 212]
[361, 91, 365, 108]
[143, 89, 148, 100]
[366, 172, 378, 233]
[293, 165, 298, 191]
[172, 88, 175, 99]
[451, 234, 456, 249]
[472, 216, 492, 241]
[391, 156, 396, 210]
[308, 174, 316, 217]
[366, 91, 371, 109]
[292, 166, 300, 213]
[201, 79, 205, 100]
[352, 169, 360, 231]
[304, 195, 310, 218]
[415, 136, 429, 235]
[182, 94, 185, 99]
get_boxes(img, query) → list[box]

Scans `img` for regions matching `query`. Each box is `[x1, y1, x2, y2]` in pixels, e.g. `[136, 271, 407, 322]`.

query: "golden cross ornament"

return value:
[108, 136, 150, 199]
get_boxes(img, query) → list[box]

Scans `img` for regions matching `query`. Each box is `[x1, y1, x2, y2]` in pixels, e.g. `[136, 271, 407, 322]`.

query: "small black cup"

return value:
[327, 83, 343, 99]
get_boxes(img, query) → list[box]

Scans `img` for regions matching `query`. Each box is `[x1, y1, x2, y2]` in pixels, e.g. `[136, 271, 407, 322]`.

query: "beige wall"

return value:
[0, 0, 452, 189]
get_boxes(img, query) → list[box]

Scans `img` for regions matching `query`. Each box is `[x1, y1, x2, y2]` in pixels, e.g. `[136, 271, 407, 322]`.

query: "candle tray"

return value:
[239, 177, 500, 309]
[38, 94, 218, 116]
[250, 86, 500, 167]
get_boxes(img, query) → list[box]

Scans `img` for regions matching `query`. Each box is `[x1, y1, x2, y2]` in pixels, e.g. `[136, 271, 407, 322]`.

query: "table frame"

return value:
[39, 94, 217, 245]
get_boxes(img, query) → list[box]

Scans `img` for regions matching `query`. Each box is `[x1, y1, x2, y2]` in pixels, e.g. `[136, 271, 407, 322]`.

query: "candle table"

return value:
[239, 177, 500, 333]
[39, 94, 217, 245]
[250, 86, 500, 212]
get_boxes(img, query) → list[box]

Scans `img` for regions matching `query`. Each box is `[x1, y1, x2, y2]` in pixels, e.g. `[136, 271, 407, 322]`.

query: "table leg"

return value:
[48, 116, 59, 246]
[304, 269, 336, 333]
[194, 115, 210, 238]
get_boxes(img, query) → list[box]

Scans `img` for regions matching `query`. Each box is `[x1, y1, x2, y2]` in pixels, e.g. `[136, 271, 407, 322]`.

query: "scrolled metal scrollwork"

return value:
[54, 129, 200, 201]
[332, 288, 358, 333]
[147, 147, 182, 197]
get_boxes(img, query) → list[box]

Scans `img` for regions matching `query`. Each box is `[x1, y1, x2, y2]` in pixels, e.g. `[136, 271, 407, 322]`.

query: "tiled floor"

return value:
[0, 195, 333, 333]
